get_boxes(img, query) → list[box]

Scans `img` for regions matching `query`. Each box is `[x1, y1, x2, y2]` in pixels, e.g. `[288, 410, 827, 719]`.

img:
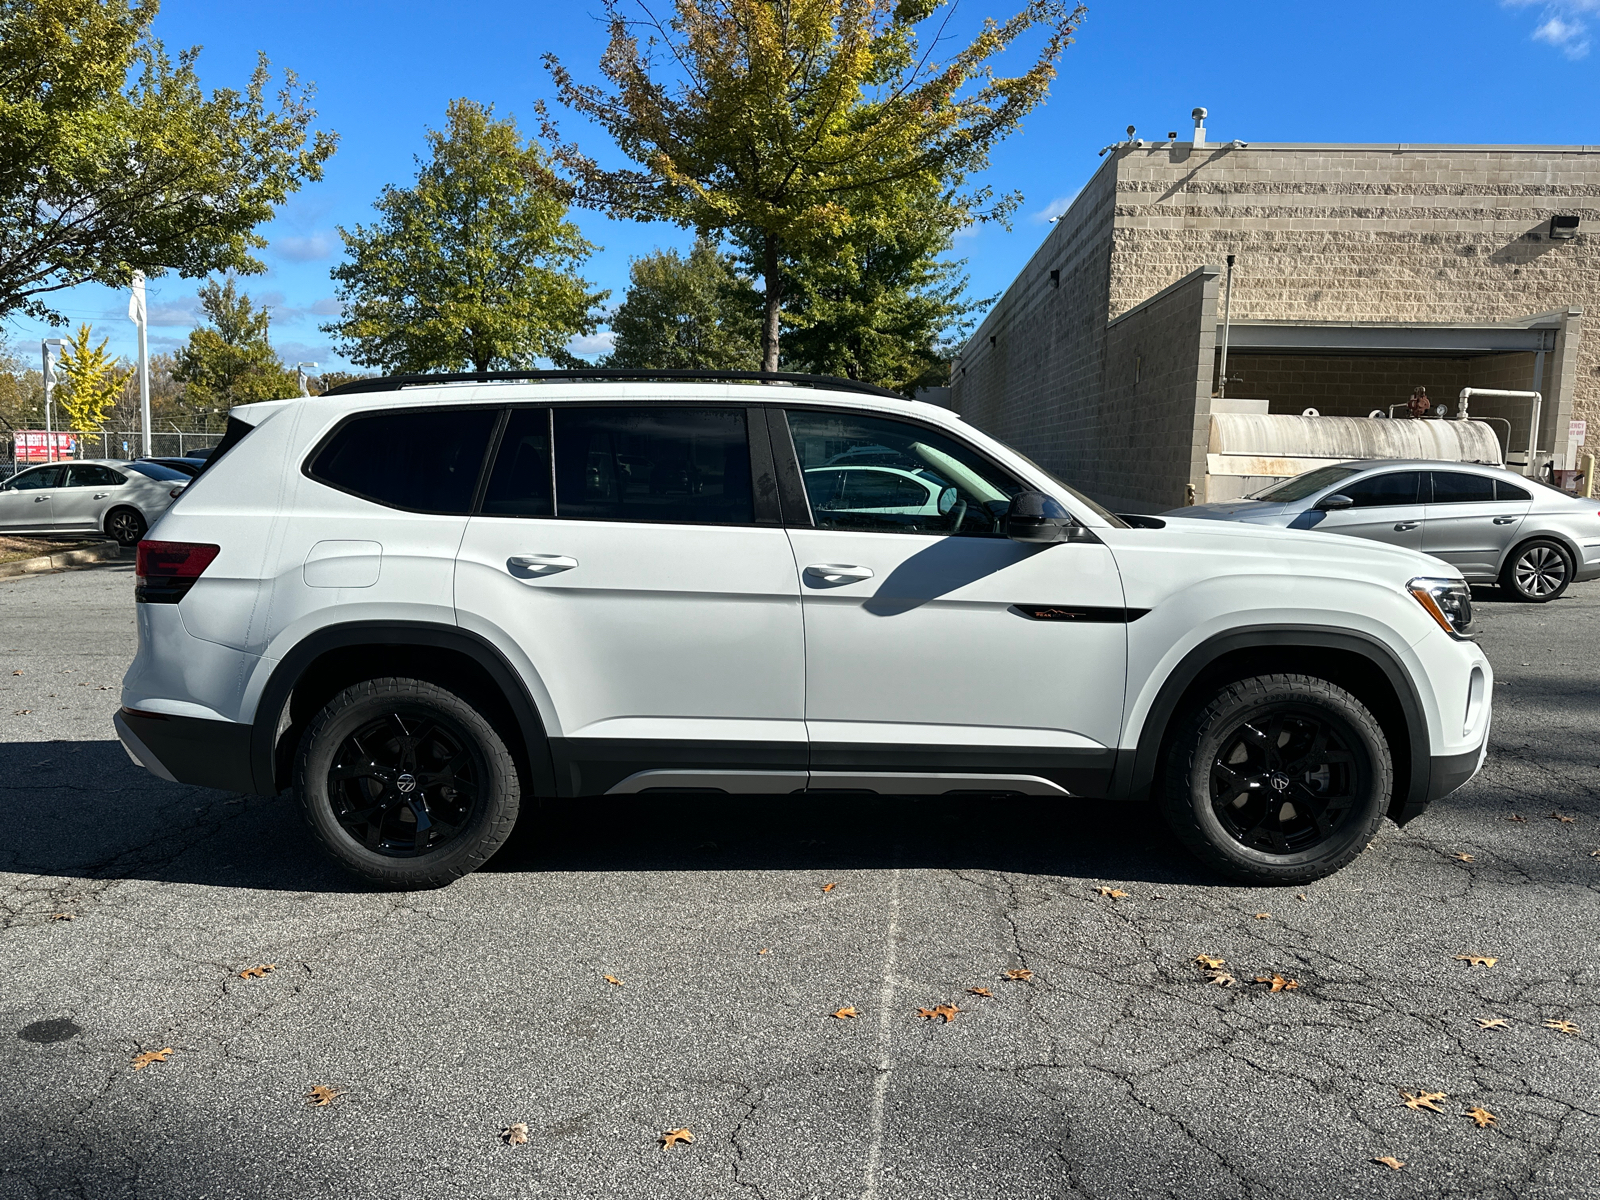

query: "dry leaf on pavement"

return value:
[757, 948, 771, 955]
[917, 1004, 959, 1023]
[1253, 912, 1271, 920]
[306, 1086, 341, 1107]
[238, 964, 276, 979]
[1205, 971, 1237, 987]
[1401, 1090, 1448, 1113]
[49, 912, 74, 921]
[1372, 1156, 1406, 1170]
[603, 974, 623, 986]
[967, 987, 993, 997]
[1450, 851, 1475, 862]
[1550, 812, 1577, 823]
[1506, 813, 1527, 822]
[1544, 1019, 1581, 1036]
[1455, 954, 1498, 968]
[1463, 1107, 1497, 1128]
[501, 1123, 529, 1145]
[1195, 955, 1226, 969]
[1094, 886, 1129, 899]
[1254, 975, 1300, 992]
[820, 882, 836, 893]
[131, 1048, 173, 1070]
[1475, 1018, 1510, 1030]
[13, 709, 31, 715]
[660, 1128, 694, 1150]
[1004, 967, 1033, 981]
[831, 1007, 858, 1019]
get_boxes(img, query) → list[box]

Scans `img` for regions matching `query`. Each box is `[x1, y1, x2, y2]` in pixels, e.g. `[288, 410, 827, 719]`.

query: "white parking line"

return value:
[861, 865, 902, 1200]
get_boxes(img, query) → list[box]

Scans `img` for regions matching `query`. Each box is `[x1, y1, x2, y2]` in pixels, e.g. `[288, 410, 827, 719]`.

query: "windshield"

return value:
[1249, 466, 1359, 503]
[1005, 450, 1129, 527]
[127, 461, 189, 482]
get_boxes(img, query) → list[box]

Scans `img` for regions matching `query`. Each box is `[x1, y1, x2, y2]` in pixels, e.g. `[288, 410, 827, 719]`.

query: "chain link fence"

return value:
[2, 429, 223, 480]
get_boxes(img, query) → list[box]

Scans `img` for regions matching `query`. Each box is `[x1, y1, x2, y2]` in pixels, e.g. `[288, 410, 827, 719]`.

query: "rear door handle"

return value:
[508, 554, 578, 575]
[805, 563, 874, 582]
[34, 495, 48, 502]
[93, 492, 109, 499]
[1393, 521, 1419, 531]
[1493, 516, 1517, 525]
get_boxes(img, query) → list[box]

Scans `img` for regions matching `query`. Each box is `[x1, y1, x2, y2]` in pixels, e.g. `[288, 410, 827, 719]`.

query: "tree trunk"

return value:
[761, 233, 782, 373]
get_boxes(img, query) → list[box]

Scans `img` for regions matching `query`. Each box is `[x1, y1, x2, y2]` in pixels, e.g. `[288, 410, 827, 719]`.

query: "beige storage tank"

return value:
[1204, 404, 1504, 502]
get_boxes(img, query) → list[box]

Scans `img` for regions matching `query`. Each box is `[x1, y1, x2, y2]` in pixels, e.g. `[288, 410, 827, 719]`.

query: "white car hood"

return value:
[1149, 514, 1459, 584]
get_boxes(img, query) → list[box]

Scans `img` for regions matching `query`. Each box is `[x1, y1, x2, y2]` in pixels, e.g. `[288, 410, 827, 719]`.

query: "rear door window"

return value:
[65, 464, 125, 487]
[309, 407, 497, 514]
[1338, 471, 1423, 508]
[481, 408, 553, 517]
[1430, 472, 1497, 504]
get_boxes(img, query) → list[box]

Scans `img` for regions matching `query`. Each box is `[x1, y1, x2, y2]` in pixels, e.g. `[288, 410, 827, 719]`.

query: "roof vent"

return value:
[1191, 106, 1208, 147]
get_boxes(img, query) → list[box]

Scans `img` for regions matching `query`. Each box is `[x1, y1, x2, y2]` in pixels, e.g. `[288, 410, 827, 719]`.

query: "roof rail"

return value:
[318, 368, 907, 401]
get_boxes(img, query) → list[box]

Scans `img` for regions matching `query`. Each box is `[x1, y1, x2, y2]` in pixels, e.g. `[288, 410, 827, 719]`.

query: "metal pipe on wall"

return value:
[1457, 387, 1543, 476]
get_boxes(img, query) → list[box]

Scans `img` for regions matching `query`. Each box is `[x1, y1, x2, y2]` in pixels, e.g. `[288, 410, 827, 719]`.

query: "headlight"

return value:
[1408, 577, 1475, 639]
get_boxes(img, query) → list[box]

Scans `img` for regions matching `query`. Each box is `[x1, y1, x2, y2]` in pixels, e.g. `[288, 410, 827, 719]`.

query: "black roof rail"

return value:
[318, 368, 907, 401]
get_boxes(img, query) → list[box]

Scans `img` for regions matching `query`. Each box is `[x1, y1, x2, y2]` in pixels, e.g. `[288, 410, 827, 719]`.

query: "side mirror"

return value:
[1316, 494, 1354, 511]
[1005, 490, 1099, 545]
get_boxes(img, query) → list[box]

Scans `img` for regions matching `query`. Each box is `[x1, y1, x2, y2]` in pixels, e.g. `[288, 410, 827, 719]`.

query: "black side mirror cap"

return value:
[1316, 494, 1355, 511]
[1005, 490, 1100, 544]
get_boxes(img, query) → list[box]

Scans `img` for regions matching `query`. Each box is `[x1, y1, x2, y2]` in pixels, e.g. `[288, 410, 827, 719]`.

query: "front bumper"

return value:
[114, 707, 255, 792]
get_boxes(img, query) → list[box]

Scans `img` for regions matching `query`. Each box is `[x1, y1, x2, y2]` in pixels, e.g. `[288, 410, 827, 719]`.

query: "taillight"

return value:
[136, 541, 220, 604]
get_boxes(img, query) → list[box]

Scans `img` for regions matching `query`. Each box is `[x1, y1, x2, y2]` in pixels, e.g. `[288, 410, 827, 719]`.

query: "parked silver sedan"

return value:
[1168, 459, 1600, 602]
[0, 459, 189, 547]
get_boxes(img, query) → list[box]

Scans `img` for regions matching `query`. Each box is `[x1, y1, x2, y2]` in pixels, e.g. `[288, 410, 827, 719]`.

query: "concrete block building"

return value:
[950, 117, 1597, 513]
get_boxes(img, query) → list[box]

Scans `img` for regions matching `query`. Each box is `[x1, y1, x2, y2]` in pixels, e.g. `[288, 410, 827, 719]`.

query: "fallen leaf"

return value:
[917, 1004, 960, 1023]
[660, 1128, 694, 1150]
[49, 912, 74, 921]
[501, 1122, 529, 1145]
[820, 882, 836, 893]
[1205, 971, 1237, 987]
[1544, 1019, 1581, 1036]
[238, 964, 276, 980]
[1253, 912, 1271, 920]
[757, 948, 771, 955]
[1004, 968, 1033, 981]
[13, 709, 31, 715]
[306, 1085, 341, 1107]
[1463, 1106, 1497, 1129]
[1401, 1090, 1448, 1114]
[1194, 955, 1226, 970]
[1475, 1018, 1510, 1030]
[966, 987, 993, 997]
[831, 1007, 858, 1019]
[1094, 886, 1129, 899]
[1550, 812, 1577, 824]
[10, 669, 21, 675]
[131, 1047, 173, 1070]
[603, 974, 623, 986]
[1254, 975, 1301, 992]
[1590, 849, 1600, 858]
[1455, 954, 1498, 968]
[1450, 851, 1476, 862]
[1372, 1156, 1406, 1170]
[1296, 894, 1308, 902]
[1506, 814, 1527, 823]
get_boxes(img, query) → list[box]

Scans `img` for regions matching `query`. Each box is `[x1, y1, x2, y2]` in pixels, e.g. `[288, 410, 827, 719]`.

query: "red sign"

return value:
[14, 431, 77, 462]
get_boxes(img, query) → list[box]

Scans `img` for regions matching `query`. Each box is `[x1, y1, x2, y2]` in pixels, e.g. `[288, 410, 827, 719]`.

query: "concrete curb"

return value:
[0, 541, 122, 578]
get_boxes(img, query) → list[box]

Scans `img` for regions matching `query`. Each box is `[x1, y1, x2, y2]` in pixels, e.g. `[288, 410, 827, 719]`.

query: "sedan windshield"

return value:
[126, 461, 189, 482]
[1250, 466, 1359, 503]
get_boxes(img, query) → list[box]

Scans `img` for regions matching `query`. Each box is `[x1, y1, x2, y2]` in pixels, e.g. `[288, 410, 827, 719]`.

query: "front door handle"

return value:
[507, 554, 578, 575]
[1393, 521, 1419, 531]
[805, 563, 874, 583]
[1493, 516, 1517, 525]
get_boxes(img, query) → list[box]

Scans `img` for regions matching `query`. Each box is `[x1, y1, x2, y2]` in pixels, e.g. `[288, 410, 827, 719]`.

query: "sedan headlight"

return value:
[1408, 577, 1476, 639]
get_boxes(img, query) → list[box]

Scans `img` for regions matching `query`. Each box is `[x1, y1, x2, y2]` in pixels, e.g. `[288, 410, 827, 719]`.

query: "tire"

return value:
[294, 677, 520, 888]
[105, 507, 146, 547]
[1500, 538, 1573, 603]
[1160, 673, 1393, 885]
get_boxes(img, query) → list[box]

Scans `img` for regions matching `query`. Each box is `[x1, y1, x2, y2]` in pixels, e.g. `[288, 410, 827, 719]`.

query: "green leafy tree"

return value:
[171, 278, 295, 424]
[325, 99, 607, 374]
[542, 0, 1081, 370]
[606, 239, 760, 370]
[56, 322, 126, 430]
[0, 0, 337, 324]
[0, 348, 44, 431]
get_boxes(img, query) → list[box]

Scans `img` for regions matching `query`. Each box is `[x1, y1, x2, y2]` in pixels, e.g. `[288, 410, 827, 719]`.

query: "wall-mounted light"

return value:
[1049, 269, 1060, 289]
[1550, 214, 1580, 240]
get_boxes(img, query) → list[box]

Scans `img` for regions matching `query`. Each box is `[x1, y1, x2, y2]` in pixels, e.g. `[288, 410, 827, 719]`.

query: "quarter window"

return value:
[1338, 471, 1423, 508]
[784, 411, 1021, 535]
[309, 408, 497, 514]
[1430, 472, 1496, 505]
[1495, 479, 1531, 501]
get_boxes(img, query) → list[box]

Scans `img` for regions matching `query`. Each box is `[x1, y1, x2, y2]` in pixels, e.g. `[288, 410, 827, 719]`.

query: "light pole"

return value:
[128, 271, 152, 458]
[294, 362, 318, 397]
[40, 338, 64, 462]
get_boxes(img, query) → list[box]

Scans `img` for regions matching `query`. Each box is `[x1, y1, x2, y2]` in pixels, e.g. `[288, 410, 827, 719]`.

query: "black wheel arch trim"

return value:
[249, 621, 556, 799]
[1111, 625, 1434, 824]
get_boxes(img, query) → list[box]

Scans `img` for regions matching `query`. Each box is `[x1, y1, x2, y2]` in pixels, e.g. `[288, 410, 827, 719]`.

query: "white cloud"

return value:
[274, 233, 337, 262]
[1032, 191, 1081, 224]
[146, 296, 199, 326]
[274, 340, 333, 367]
[567, 331, 616, 359]
[1508, 2, 1597, 57]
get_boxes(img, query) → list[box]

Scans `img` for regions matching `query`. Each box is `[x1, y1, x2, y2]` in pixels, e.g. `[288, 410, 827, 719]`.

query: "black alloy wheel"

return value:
[106, 507, 146, 547]
[1504, 539, 1572, 602]
[327, 710, 483, 857]
[1208, 708, 1359, 855]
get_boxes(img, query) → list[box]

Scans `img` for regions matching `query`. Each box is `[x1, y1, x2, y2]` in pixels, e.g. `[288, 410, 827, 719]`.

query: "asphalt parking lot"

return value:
[2, 560, 1597, 1200]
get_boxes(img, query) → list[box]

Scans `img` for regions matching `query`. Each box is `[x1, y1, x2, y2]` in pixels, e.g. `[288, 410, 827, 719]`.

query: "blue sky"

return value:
[8, 0, 1599, 373]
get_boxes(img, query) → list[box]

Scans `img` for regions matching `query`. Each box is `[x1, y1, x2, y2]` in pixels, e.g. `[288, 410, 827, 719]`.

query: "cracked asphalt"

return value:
[2, 560, 1598, 1200]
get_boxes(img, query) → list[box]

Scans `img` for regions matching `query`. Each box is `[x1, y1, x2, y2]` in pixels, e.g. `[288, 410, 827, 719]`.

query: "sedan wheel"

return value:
[105, 508, 146, 547]
[1503, 539, 1572, 603]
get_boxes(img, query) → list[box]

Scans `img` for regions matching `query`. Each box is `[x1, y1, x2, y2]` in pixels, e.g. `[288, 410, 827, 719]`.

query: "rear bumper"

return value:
[114, 707, 255, 792]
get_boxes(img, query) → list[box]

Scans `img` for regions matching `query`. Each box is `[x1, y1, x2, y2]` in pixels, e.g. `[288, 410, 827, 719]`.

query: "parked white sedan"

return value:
[0, 459, 189, 546]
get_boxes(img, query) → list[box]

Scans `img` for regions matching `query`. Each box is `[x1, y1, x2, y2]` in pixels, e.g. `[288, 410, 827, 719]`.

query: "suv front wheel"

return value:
[1161, 674, 1392, 884]
[294, 677, 521, 888]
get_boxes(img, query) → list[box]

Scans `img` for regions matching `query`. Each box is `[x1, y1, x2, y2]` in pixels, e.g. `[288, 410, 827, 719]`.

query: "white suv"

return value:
[114, 372, 1492, 888]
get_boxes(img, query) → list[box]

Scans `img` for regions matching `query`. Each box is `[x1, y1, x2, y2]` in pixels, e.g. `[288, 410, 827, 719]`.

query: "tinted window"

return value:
[127, 461, 191, 482]
[1496, 479, 1531, 501]
[65, 464, 125, 487]
[552, 407, 752, 524]
[9, 466, 64, 490]
[1252, 466, 1358, 502]
[310, 408, 496, 514]
[786, 410, 1020, 535]
[482, 408, 553, 517]
[1340, 471, 1423, 508]
[1430, 471, 1496, 504]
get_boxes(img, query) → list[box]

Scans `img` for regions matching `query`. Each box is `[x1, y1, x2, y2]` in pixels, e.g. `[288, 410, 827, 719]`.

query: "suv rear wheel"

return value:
[1160, 674, 1392, 884]
[294, 677, 520, 888]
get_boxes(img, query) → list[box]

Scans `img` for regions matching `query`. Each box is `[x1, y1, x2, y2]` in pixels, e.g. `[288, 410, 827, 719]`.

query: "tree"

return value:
[56, 322, 126, 430]
[606, 239, 760, 369]
[0, 0, 337, 325]
[542, 0, 1081, 371]
[325, 99, 607, 375]
[171, 278, 295, 424]
[0, 348, 44, 432]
